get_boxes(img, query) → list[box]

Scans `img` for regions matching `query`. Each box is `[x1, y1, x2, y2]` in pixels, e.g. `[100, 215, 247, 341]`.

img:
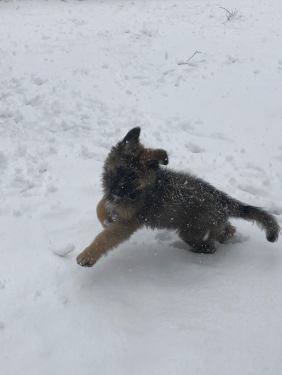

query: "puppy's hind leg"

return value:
[214, 222, 236, 243]
[179, 228, 216, 254]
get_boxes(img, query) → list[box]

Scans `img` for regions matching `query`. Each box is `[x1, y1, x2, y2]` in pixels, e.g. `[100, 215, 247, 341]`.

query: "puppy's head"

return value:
[103, 127, 168, 202]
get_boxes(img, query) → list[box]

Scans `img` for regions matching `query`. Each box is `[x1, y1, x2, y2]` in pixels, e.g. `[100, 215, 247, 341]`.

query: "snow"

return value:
[51, 243, 75, 257]
[1, 1, 282, 374]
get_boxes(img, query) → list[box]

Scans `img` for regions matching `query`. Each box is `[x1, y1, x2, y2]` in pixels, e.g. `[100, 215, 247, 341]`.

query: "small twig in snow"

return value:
[177, 50, 202, 66]
[219, 6, 238, 21]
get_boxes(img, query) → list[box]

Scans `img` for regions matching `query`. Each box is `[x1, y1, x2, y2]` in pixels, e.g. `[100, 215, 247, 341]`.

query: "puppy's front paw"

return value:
[76, 248, 101, 267]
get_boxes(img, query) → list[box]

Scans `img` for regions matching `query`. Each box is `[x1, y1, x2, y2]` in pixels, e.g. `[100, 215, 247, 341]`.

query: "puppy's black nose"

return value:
[162, 156, 168, 165]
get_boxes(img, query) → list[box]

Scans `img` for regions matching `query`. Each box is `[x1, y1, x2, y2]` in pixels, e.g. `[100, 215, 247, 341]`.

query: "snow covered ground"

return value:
[1, 1, 282, 374]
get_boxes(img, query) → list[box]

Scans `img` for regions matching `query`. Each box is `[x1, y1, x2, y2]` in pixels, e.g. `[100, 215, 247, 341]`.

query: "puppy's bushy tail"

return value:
[230, 201, 280, 242]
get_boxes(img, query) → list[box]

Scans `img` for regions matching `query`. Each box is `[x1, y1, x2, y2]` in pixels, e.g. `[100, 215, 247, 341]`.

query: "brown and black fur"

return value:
[77, 127, 280, 267]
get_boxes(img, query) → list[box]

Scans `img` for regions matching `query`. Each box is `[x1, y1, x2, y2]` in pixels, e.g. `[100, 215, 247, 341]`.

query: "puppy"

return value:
[77, 127, 279, 267]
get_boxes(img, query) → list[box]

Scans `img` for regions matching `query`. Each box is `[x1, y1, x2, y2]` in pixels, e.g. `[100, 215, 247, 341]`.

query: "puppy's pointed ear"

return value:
[122, 127, 141, 144]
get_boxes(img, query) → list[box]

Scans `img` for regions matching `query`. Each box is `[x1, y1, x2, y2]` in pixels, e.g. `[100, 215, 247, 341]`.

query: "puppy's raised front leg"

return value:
[77, 220, 140, 267]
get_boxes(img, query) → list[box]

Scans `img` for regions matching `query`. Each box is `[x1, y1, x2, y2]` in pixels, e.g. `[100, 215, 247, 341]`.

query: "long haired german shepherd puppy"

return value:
[77, 127, 279, 267]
